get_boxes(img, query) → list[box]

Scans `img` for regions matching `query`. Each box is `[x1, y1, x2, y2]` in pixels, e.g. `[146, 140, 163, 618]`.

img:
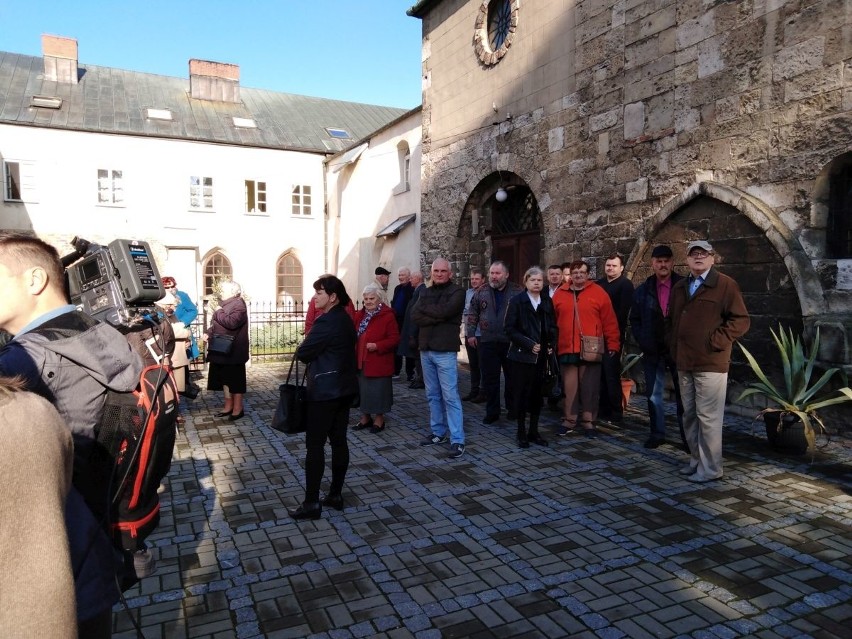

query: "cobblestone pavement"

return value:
[114, 362, 852, 639]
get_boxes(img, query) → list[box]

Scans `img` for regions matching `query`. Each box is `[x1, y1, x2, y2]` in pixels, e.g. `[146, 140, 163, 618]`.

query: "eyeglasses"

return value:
[688, 251, 711, 258]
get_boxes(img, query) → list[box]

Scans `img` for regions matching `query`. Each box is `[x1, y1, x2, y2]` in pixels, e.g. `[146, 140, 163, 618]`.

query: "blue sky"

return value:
[0, 0, 423, 109]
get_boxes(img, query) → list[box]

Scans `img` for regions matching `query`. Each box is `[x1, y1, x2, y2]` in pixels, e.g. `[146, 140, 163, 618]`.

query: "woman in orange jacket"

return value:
[552, 260, 621, 437]
[353, 284, 400, 433]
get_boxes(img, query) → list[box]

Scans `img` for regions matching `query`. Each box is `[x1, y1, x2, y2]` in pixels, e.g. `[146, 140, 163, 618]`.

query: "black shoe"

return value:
[482, 414, 499, 425]
[506, 411, 517, 420]
[353, 417, 373, 431]
[215, 410, 232, 417]
[530, 435, 549, 446]
[409, 381, 425, 389]
[289, 502, 322, 521]
[228, 411, 245, 421]
[517, 437, 530, 449]
[583, 428, 598, 438]
[321, 494, 344, 511]
[644, 438, 664, 449]
[461, 391, 479, 401]
[471, 394, 487, 403]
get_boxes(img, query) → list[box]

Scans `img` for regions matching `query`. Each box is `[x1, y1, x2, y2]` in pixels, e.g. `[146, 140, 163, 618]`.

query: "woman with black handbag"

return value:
[289, 275, 359, 520]
[204, 280, 249, 420]
[504, 267, 557, 448]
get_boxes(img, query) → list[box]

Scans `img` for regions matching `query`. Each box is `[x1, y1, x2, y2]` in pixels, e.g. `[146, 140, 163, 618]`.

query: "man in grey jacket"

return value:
[465, 261, 523, 424]
[411, 257, 467, 459]
[0, 232, 143, 638]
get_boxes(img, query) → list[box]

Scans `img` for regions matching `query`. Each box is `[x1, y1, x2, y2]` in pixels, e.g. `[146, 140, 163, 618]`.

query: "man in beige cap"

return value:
[669, 240, 750, 483]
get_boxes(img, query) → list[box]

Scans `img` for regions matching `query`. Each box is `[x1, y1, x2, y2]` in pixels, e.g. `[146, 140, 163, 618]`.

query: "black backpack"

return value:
[96, 363, 178, 552]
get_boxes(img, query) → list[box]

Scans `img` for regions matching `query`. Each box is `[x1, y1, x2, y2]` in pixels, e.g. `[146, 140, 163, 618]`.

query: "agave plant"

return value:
[620, 352, 643, 379]
[737, 325, 852, 452]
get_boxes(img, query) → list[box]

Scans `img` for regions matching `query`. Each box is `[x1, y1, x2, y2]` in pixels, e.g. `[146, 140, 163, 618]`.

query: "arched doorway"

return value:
[491, 187, 541, 283]
[634, 194, 804, 385]
[461, 171, 542, 284]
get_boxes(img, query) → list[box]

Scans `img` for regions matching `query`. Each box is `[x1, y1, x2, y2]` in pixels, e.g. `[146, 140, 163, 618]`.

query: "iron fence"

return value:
[193, 300, 308, 362]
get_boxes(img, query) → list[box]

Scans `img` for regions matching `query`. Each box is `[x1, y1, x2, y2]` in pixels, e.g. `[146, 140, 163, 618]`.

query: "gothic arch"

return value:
[631, 181, 825, 319]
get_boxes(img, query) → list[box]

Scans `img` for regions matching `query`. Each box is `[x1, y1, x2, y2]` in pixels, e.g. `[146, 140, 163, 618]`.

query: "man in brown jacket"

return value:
[669, 240, 750, 483]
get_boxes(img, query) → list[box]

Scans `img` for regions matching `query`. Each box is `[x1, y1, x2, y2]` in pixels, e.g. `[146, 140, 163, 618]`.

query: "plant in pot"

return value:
[619, 352, 643, 410]
[737, 325, 852, 456]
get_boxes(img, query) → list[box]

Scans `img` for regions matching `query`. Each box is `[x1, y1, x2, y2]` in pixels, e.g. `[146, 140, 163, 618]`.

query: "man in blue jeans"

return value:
[410, 257, 467, 458]
[630, 245, 687, 449]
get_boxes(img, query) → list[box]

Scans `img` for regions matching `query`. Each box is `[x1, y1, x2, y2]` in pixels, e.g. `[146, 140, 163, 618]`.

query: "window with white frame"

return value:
[395, 141, 411, 194]
[203, 252, 233, 296]
[3, 160, 37, 202]
[404, 153, 411, 191]
[190, 176, 214, 210]
[276, 252, 304, 307]
[292, 185, 311, 216]
[245, 179, 267, 214]
[97, 169, 124, 205]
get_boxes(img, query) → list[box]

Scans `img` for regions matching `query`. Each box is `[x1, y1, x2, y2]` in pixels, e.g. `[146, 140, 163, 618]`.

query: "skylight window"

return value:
[145, 108, 173, 121]
[233, 117, 257, 128]
[30, 95, 62, 109]
[326, 127, 351, 139]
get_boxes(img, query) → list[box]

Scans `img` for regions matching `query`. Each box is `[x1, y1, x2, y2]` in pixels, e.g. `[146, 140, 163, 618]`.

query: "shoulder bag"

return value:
[270, 357, 309, 434]
[574, 291, 605, 363]
[207, 333, 235, 355]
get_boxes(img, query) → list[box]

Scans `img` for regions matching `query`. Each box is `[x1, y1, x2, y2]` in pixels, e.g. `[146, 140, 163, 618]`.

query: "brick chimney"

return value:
[42, 34, 79, 84]
[189, 59, 240, 103]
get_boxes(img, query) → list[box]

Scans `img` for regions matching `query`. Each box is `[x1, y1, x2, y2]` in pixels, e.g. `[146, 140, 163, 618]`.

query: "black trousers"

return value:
[511, 360, 544, 421]
[304, 396, 352, 502]
[598, 350, 623, 420]
[479, 341, 513, 418]
[465, 341, 481, 393]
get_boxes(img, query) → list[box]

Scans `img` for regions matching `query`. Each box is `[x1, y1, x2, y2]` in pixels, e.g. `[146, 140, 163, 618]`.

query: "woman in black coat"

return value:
[504, 267, 557, 448]
[205, 281, 250, 420]
[289, 275, 359, 520]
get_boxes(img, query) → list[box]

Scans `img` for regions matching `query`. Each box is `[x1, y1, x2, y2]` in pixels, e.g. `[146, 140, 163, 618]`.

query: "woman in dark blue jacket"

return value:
[289, 275, 358, 520]
[504, 267, 557, 448]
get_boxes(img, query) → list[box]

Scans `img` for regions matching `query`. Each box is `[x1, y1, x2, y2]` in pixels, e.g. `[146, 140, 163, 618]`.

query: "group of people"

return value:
[290, 241, 750, 518]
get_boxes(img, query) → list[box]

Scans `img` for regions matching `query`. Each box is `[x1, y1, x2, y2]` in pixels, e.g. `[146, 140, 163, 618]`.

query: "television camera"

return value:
[62, 237, 165, 327]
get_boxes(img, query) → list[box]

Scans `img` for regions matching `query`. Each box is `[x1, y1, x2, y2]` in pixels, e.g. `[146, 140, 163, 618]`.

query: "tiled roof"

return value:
[0, 51, 409, 154]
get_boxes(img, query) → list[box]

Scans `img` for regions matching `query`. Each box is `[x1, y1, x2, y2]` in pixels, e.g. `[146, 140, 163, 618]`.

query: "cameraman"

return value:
[0, 232, 143, 638]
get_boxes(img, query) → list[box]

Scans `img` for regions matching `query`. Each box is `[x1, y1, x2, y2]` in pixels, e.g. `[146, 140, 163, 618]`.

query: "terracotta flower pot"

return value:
[620, 378, 634, 410]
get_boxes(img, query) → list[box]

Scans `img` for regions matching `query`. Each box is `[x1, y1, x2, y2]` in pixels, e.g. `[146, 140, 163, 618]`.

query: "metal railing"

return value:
[193, 300, 308, 362]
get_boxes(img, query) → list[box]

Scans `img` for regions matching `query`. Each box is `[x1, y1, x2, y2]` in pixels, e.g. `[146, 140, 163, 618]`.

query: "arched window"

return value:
[203, 252, 232, 297]
[276, 252, 303, 308]
[827, 155, 852, 258]
[397, 141, 411, 192]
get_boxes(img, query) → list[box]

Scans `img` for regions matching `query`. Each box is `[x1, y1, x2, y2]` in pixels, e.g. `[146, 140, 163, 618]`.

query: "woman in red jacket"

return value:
[552, 260, 621, 437]
[353, 284, 400, 433]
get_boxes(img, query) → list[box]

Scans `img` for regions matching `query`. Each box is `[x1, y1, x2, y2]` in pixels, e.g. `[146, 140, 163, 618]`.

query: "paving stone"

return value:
[113, 363, 852, 638]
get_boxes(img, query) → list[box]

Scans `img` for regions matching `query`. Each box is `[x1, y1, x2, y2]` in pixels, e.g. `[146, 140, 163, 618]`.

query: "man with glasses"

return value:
[669, 240, 750, 483]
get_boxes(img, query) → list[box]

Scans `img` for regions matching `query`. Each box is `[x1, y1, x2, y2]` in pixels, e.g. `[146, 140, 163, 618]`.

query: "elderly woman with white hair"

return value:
[205, 280, 249, 420]
[353, 282, 400, 433]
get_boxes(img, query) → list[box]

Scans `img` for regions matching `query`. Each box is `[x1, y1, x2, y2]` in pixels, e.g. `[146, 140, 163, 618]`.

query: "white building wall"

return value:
[0, 124, 326, 305]
[326, 111, 422, 301]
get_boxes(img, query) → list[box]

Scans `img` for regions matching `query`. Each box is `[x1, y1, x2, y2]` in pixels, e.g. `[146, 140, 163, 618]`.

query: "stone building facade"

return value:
[408, 0, 852, 386]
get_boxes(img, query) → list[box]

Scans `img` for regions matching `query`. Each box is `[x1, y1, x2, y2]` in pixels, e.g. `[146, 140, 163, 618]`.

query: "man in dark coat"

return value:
[630, 245, 687, 450]
[596, 252, 634, 424]
[391, 267, 415, 380]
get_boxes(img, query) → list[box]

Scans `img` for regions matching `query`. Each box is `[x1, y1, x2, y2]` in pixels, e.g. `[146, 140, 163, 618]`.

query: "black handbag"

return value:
[270, 357, 308, 434]
[541, 352, 560, 398]
[207, 333, 235, 355]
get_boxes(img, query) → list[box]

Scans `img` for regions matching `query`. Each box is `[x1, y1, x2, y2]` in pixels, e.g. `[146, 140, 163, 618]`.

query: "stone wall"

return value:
[416, 0, 852, 369]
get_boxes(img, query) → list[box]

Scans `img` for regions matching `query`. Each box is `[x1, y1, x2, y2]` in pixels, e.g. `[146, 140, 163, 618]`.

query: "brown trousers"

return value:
[561, 362, 601, 429]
